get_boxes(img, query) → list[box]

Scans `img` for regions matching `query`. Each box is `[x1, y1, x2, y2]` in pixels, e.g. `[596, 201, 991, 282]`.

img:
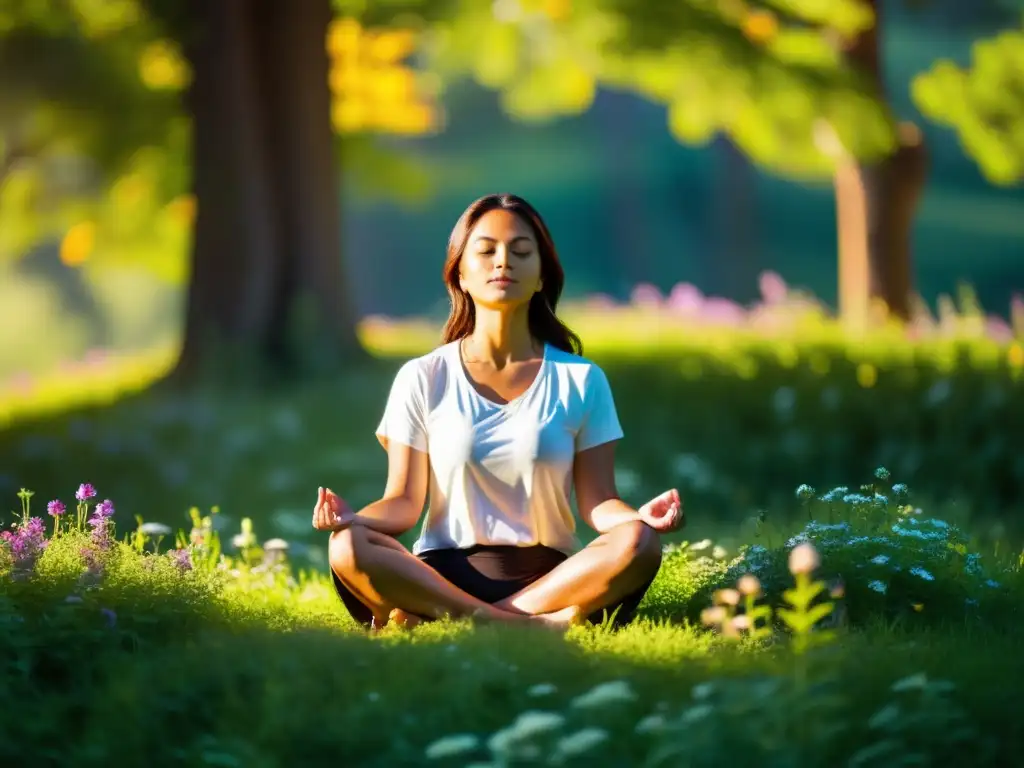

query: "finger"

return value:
[671, 488, 681, 507]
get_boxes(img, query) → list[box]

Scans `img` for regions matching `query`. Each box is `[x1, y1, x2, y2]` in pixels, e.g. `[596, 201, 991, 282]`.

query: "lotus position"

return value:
[312, 193, 685, 631]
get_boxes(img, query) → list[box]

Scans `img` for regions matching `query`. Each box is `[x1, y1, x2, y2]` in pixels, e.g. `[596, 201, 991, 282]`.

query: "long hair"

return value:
[440, 194, 583, 355]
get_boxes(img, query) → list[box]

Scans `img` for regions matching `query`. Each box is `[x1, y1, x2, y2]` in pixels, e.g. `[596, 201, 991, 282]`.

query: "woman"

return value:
[312, 193, 684, 631]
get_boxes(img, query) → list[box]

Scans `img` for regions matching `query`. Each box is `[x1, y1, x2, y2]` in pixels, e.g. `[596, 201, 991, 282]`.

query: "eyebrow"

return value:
[473, 235, 533, 244]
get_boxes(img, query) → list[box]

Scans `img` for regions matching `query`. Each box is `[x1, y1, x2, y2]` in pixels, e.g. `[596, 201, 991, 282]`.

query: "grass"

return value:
[3, 298, 1024, 569]
[2, 473, 1022, 766]
[3, 306, 1024, 764]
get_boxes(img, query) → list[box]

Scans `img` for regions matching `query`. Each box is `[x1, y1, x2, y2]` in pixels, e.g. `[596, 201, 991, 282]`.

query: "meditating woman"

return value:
[312, 193, 685, 631]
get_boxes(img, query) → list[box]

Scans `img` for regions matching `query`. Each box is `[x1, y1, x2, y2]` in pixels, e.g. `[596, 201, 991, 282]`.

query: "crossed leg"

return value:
[329, 520, 662, 630]
[328, 526, 579, 629]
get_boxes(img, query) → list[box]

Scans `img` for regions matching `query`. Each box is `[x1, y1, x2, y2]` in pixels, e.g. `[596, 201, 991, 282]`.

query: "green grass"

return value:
[3, 313, 1024, 765]
[2, 482, 1022, 766]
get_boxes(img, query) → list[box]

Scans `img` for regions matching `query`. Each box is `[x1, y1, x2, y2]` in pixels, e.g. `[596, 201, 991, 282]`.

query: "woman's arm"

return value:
[573, 441, 642, 534]
[349, 440, 430, 538]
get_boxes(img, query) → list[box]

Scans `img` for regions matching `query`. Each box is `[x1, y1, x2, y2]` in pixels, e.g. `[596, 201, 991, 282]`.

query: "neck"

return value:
[466, 304, 537, 365]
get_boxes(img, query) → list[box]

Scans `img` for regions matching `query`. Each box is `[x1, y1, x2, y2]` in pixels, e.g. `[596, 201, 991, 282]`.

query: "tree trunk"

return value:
[171, 0, 362, 386]
[834, 0, 928, 329]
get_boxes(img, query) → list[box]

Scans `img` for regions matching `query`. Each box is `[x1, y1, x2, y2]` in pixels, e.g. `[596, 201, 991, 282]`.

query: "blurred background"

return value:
[1, 0, 1023, 567]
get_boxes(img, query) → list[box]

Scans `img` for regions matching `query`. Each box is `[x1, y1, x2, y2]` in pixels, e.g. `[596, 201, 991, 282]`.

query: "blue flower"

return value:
[891, 483, 909, 497]
[909, 566, 935, 581]
[868, 580, 887, 594]
[873, 493, 888, 506]
[874, 467, 891, 481]
[843, 493, 872, 506]
[795, 484, 815, 501]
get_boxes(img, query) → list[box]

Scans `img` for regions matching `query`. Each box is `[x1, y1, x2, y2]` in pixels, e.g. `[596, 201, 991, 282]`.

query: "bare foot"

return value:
[388, 608, 424, 630]
[533, 605, 583, 632]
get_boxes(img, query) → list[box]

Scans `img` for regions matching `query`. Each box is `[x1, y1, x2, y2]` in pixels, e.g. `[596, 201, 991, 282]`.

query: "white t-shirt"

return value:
[375, 340, 624, 555]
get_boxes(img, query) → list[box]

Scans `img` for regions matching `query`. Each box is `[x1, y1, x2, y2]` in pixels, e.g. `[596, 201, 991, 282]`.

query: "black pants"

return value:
[332, 543, 654, 629]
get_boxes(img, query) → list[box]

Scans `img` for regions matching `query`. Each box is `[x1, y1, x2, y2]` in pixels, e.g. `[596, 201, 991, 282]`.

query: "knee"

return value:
[613, 520, 663, 576]
[328, 526, 369, 576]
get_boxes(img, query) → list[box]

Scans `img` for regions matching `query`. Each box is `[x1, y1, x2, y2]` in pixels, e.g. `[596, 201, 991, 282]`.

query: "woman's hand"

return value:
[638, 488, 684, 533]
[312, 486, 355, 532]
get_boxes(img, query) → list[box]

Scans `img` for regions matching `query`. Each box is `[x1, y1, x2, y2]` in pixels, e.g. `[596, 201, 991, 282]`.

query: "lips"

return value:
[488, 277, 516, 285]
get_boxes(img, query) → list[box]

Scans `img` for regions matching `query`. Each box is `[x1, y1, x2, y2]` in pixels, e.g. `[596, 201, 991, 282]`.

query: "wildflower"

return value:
[874, 467, 891, 481]
[713, 588, 741, 606]
[94, 499, 115, 519]
[47, 500, 66, 518]
[527, 683, 557, 697]
[843, 493, 872, 505]
[909, 566, 934, 581]
[487, 711, 566, 754]
[712, 545, 728, 559]
[139, 522, 172, 537]
[554, 728, 608, 757]
[870, 555, 890, 565]
[737, 574, 761, 596]
[729, 614, 752, 633]
[424, 734, 479, 760]
[689, 539, 712, 552]
[75, 484, 97, 502]
[891, 672, 929, 692]
[984, 579, 1000, 588]
[570, 680, 636, 708]
[892, 483, 908, 497]
[635, 714, 666, 734]
[701, 606, 727, 626]
[692, 682, 716, 700]
[168, 548, 193, 572]
[795, 484, 815, 501]
[867, 580, 887, 594]
[788, 542, 820, 575]
[873, 493, 888, 506]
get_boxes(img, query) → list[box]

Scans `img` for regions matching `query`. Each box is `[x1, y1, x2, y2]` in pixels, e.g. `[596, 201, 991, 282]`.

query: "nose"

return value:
[494, 244, 512, 269]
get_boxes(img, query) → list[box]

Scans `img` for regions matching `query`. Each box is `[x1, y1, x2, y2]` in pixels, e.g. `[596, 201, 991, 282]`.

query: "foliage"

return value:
[912, 24, 1024, 186]
[423, 0, 895, 180]
[3, 287, 1024, 544]
[1, 479, 1021, 765]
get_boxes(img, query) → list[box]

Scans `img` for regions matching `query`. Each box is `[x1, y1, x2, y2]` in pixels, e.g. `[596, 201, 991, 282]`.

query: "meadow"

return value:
[2, 287, 1024, 765]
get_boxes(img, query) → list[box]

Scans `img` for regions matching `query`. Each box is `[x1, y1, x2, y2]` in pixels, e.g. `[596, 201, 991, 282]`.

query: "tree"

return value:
[912, 22, 1024, 186]
[424, 0, 898, 323]
[1, 0, 449, 385]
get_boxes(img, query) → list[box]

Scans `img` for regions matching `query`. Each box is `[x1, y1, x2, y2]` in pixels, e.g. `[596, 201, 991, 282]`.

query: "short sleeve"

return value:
[575, 365, 624, 452]
[375, 360, 429, 452]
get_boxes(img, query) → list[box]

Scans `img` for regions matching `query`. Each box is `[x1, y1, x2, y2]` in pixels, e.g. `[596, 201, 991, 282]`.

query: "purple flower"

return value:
[168, 548, 193, 573]
[76, 484, 97, 502]
[1, 517, 48, 573]
[47, 500, 67, 517]
[94, 499, 115, 518]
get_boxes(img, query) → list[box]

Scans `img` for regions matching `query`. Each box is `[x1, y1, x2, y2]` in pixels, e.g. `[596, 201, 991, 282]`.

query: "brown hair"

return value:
[440, 193, 583, 355]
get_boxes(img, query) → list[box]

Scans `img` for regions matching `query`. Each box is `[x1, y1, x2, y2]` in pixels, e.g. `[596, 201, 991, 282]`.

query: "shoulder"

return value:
[390, 342, 458, 392]
[544, 345, 613, 392]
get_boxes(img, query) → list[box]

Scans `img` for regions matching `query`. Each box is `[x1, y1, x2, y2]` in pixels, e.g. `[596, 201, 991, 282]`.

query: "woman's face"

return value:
[459, 209, 543, 310]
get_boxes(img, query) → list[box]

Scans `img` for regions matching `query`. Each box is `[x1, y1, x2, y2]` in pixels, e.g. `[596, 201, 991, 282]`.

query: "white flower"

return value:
[891, 672, 929, 692]
[712, 545, 728, 559]
[263, 538, 289, 552]
[909, 567, 934, 581]
[424, 734, 479, 759]
[870, 554, 890, 565]
[527, 683, 557, 697]
[553, 728, 608, 757]
[570, 680, 636, 709]
[487, 711, 565, 754]
[689, 539, 712, 552]
[868, 580, 887, 594]
[635, 714, 666, 734]
[788, 542, 820, 575]
[139, 522, 172, 536]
